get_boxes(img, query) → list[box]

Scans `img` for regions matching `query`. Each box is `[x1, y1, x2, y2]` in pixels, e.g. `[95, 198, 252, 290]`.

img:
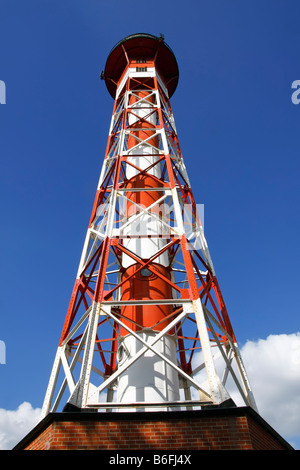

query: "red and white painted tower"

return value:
[41, 33, 257, 418]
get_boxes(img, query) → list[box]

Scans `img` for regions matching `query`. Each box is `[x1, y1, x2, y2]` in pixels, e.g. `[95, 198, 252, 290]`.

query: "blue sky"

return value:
[0, 0, 299, 449]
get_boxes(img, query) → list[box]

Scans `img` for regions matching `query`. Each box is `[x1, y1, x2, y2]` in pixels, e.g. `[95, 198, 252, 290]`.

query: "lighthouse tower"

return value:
[14, 34, 294, 451]
[40, 33, 256, 416]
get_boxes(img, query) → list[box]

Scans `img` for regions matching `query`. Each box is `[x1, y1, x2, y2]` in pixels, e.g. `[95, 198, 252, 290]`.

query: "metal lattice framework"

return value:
[41, 38, 257, 418]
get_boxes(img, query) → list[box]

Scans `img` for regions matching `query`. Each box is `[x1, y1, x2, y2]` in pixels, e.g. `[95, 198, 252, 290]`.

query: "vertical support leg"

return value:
[41, 348, 62, 419]
[193, 298, 230, 404]
[68, 302, 101, 408]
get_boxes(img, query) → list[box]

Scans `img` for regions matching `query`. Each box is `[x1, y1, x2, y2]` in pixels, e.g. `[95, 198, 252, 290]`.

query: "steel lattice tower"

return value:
[41, 33, 257, 418]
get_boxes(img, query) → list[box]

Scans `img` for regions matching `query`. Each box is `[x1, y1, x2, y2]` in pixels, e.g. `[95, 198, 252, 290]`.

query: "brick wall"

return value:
[14, 407, 293, 451]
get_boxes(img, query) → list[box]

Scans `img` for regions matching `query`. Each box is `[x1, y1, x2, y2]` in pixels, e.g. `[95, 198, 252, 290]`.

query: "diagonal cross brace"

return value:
[88, 302, 212, 403]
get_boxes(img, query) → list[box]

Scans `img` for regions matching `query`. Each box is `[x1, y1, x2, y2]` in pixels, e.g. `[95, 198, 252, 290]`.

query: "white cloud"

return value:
[190, 331, 300, 448]
[235, 332, 300, 442]
[0, 402, 41, 450]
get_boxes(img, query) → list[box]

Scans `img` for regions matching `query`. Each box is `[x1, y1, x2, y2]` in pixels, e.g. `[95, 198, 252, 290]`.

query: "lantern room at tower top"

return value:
[103, 33, 179, 98]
